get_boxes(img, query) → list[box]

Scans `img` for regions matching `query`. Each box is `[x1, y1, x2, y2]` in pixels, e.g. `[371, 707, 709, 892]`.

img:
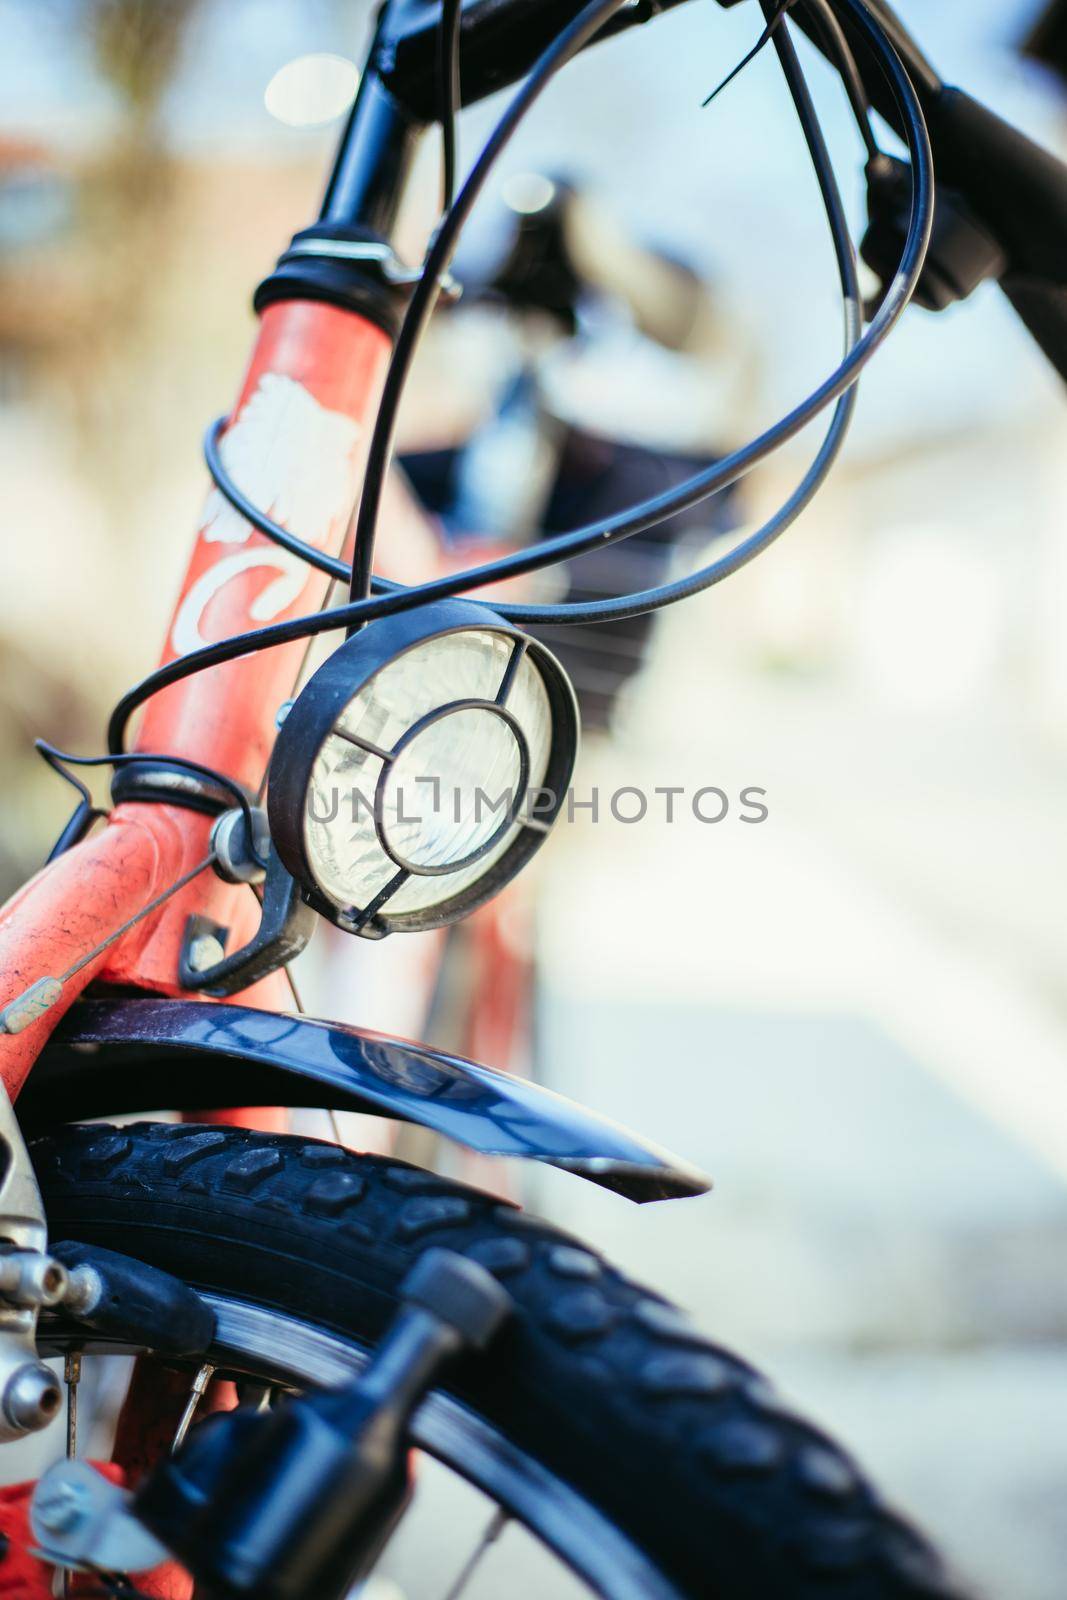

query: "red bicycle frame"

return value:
[0, 9, 632, 1589]
[0, 54, 463, 1600]
[0, 0, 573, 1102]
[0, 297, 396, 1100]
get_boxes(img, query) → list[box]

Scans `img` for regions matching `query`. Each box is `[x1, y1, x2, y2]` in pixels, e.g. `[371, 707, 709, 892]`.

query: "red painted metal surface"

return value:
[0, 812, 166, 1100]
[133, 300, 392, 788]
[105, 299, 393, 1000]
[0, 299, 397, 1586]
[0, 300, 392, 1094]
[0, 284, 539, 1582]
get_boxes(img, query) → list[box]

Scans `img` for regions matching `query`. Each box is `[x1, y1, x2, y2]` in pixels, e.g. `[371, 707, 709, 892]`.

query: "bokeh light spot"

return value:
[264, 53, 359, 128]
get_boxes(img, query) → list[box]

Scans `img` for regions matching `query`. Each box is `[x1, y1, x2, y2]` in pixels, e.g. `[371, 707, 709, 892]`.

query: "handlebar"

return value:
[717, 0, 1067, 378]
[317, 0, 1067, 378]
[373, 0, 693, 120]
[316, 0, 693, 245]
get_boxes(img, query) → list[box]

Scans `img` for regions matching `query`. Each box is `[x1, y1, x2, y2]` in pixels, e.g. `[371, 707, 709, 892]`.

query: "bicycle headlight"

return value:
[268, 600, 579, 936]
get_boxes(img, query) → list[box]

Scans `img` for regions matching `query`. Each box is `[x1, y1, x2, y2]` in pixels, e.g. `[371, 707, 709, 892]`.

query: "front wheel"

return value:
[32, 1123, 965, 1600]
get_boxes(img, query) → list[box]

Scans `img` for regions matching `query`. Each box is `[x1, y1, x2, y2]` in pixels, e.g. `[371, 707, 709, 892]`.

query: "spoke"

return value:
[53, 1353, 81, 1598]
[441, 1507, 509, 1600]
[171, 1362, 214, 1455]
[64, 1349, 81, 1459]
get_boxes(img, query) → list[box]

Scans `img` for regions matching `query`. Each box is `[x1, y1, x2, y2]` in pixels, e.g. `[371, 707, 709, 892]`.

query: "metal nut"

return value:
[188, 934, 226, 973]
[0, 1252, 69, 1308]
[210, 808, 269, 886]
[4, 1362, 62, 1433]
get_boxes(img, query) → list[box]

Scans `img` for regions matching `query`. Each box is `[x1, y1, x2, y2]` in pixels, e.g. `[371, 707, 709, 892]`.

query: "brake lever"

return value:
[861, 151, 1006, 315]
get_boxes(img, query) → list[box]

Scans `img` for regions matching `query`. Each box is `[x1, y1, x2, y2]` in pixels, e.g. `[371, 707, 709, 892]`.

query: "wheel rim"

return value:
[41, 1294, 683, 1600]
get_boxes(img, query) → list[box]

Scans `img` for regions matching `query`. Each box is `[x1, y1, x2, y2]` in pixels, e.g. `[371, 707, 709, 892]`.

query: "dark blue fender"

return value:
[25, 999, 710, 1204]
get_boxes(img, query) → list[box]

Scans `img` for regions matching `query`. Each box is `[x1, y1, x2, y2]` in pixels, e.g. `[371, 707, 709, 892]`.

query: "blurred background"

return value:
[2, 0, 1067, 1595]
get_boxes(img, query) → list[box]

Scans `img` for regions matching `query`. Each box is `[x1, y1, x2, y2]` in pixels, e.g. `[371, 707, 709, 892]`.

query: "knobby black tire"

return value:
[31, 1123, 966, 1600]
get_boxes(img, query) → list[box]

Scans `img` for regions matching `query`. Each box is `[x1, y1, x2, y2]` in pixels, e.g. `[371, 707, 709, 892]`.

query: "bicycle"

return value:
[0, 0, 1064, 1596]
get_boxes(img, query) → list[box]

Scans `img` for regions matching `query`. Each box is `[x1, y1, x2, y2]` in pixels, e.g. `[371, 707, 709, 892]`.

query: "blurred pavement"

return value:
[522, 644, 1067, 1600]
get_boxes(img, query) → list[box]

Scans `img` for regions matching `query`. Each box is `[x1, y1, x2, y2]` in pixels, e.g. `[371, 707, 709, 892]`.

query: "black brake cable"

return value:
[502, 0, 869, 627]
[510, 0, 868, 633]
[36, 741, 267, 866]
[341, 0, 931, 620]
[36, 744, 93, 808]
[518, 0, 868, 631]
[197, 0, 915, 606]
[198, 0, 879, 599]
[702, 0, 798, 107]
[805, 0, 881, 159]
[344, 0, 636, 614]
[347, 0, 930, 601]
[107, 0, 933, 755]
[202, 416, 346, 581]
[438, 0, 464, 210]
[197, 0, 879, 600]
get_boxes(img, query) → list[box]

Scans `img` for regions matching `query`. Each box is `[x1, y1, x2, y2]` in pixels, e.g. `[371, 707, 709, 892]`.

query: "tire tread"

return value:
[32, 1123, 967, 1600]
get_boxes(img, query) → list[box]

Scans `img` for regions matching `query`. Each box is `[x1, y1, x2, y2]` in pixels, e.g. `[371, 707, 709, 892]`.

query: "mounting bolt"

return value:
[188, 935, 226, 973]
[211, 808, 269, 886]
[0, 1252, 68, 1308]
[275, 700, 294, 729]
[33, 1475, 90, 1534]
[3, 1362, 63, 1433]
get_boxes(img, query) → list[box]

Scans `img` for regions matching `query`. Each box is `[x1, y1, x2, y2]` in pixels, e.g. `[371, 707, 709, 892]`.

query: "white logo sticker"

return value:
[203, 372, 361, 547]
[172, 373, 362, 656]
[172, 548, 310, 656]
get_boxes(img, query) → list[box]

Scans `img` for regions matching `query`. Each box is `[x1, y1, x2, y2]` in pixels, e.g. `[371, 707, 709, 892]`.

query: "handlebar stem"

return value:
[320, 37, 424, 235]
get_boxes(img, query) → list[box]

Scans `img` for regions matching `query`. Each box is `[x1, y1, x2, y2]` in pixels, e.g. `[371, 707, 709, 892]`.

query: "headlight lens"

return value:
[268, 602, 578, 935]
[381, 706, 525, 869]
